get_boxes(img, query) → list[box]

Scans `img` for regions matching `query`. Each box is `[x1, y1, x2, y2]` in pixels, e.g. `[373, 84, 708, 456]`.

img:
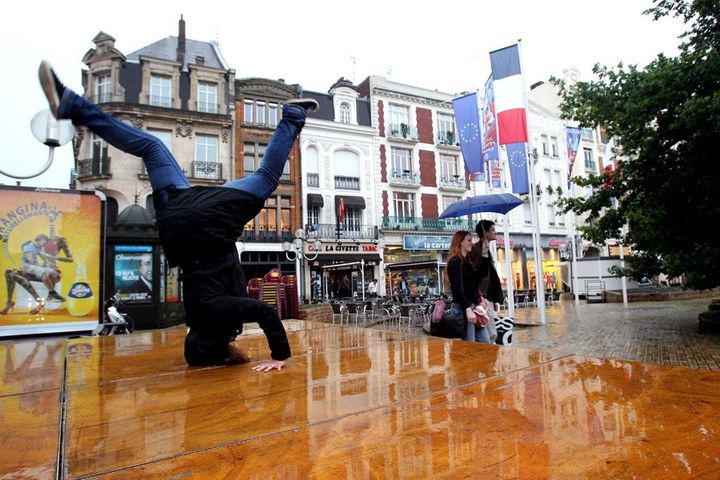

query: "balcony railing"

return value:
[76, 157, 111, 179]
[438, 175, 467, 190]
[149, 95, 172, 108]
[437, 131, 459, 146]
[307, 223, 378, 240]
[382, 216, 477, 232]
[198, 101, 218, 114]
[388, 169, 420, 187]
[388, 123, 419, 141]
[334, 176, 360, 190]
[307, 173, 319, 187]
[239, 229, 293, 243]
[192, 161, 223, 180]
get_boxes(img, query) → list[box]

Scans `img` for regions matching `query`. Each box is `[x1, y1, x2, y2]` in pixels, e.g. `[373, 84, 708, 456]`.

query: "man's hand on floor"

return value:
[252, 360, 286, 372]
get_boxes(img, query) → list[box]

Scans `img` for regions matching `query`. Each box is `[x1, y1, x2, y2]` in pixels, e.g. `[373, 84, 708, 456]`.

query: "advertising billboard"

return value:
[0, 186, 103, 336]
[113, 245, 153, 302]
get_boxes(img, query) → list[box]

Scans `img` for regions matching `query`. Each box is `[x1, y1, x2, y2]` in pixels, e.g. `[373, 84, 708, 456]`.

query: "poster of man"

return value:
[114, 246, 153, 302]
[0, 186, 102, 336]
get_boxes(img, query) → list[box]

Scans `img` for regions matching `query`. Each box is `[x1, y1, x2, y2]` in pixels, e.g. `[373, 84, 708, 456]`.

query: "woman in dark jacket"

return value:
[446, 231, 491, 343]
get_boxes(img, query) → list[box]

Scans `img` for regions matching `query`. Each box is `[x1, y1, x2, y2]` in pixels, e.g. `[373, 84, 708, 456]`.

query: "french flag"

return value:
[489, 44, 528, 145]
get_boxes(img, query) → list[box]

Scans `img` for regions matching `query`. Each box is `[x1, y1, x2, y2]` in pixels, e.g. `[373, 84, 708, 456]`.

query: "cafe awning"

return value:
[335, 195, 366, 209]
[307, 193, 324, 207]
[315, 253, 381, 264]
[384, 260, 446, 271]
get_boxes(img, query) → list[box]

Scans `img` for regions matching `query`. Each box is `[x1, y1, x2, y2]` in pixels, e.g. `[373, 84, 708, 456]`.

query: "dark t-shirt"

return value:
[157, 187, 265, 268]
[156, 187, 290, 360]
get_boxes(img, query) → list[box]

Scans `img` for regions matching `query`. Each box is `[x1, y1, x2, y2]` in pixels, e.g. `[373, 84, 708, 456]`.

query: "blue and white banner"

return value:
[566, 126, 582, 189]
[506, 142, 529, 194]
[403, 235, 452, 251]
[481, 75, 498, 164]
[452, 92, 484, 175]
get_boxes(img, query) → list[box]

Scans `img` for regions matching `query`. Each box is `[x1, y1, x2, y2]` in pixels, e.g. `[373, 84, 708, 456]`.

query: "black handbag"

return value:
[430, 265, 467, 339]
[431, 302, 465, 338]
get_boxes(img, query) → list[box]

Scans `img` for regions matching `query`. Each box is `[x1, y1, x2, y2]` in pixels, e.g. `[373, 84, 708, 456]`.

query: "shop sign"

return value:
[495, 237, 516, 247]
[548, 239, 567, 248]
[403, 235, 452, 251]
[307, 243, 378, 253]
[608, 244, 632, 256]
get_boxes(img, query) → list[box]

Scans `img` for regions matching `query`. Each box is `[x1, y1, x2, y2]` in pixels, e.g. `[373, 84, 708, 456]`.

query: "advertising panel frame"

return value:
[0, 186, 105, 337]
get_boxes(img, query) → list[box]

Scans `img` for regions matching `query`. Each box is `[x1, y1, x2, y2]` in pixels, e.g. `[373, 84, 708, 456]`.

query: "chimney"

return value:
[177, 15, 186, 63]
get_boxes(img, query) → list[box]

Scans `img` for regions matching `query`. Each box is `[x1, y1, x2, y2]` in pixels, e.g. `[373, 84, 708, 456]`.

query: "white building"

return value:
[300, 78, 379, 300]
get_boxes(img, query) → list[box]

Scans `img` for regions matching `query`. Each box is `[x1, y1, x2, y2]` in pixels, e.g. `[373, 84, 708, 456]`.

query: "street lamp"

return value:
[0, 110, 75, 180]
[283, 228, 321, 300]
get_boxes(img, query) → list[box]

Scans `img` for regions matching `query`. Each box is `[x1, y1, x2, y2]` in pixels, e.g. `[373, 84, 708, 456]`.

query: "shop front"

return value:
[495, 235, 567, 292]
[382, 235, 452, 296]
[235, 243, 296, 284]
[305, 241, 381, 300]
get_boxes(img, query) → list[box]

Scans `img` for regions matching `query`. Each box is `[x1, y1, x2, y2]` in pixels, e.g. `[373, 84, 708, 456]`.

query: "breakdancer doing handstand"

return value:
[38, 60, 318, 371]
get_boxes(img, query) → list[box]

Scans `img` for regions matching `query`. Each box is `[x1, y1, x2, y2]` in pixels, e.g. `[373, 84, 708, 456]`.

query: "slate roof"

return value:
[125, 36, 227, 71]
[304, 91, 372, 127]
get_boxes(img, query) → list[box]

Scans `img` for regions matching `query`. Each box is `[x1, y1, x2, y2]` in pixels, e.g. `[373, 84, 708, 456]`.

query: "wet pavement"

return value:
[4, 321, 720, 478]
[373, 296, 720, 370]
[510, 297, 720, 370]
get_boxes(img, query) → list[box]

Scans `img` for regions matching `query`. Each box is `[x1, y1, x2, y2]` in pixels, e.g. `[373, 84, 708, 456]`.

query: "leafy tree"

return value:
[552, 0, 720, 289]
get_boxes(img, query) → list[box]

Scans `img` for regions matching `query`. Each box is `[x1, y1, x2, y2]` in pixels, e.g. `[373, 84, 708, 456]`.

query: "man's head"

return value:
[476, 220, 496, 241]
[34, 234, 49, 247]
[139, 258, 152, 281]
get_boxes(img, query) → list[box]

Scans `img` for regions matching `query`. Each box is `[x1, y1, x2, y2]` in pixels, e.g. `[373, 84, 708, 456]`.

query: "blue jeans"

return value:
[466, 322, 492, 343]
[57, 89, 306, 207]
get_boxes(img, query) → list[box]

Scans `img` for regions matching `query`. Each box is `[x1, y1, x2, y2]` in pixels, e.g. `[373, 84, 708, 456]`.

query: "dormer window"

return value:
[339, 102, 351, 124]
[150, 75, 172, 108]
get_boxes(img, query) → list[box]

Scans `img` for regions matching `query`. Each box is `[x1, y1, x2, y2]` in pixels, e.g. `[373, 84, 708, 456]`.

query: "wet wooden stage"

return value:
[2, 320, 720, 479]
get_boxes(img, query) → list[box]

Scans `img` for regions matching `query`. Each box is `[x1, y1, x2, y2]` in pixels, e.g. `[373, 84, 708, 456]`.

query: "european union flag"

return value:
[506, 142, 529, 194]
[452, 93, 484, 175]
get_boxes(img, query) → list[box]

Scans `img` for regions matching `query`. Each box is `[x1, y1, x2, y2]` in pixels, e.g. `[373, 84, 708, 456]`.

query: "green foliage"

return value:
[552, 0, 720, 289]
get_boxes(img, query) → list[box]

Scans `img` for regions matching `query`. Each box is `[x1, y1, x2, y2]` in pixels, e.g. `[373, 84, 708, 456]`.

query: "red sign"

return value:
[307, 243, 378, 253]
[495, 238, 515, 247]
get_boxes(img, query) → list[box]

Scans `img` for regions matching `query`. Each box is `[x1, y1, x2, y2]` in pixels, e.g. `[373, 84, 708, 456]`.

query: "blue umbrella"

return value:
[439, 193, 523, 219]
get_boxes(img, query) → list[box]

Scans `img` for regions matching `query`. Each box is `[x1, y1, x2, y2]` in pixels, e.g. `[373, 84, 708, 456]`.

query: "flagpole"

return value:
[570, 210, 580, 305]
[501, 149, 515, 318]
[475, 81, 515, 318]
[488, 73, 516, 317]
[498, 145, 515, 317]
[518, 39, 547, 325]
[566, 126, 581, 305]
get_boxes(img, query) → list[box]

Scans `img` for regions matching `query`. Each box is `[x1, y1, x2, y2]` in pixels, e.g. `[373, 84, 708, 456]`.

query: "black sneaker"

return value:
[47, 290, 66, 302]
[285, 98, 319, 113]
[38, 60, 65, 118]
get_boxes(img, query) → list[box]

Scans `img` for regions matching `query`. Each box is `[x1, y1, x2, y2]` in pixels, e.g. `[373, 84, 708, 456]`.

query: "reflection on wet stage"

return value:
[1, 320, 719, 478]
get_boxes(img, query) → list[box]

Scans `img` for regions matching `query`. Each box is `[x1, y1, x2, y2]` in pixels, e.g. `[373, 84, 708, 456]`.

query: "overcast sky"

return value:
[0, 0, 685, 189]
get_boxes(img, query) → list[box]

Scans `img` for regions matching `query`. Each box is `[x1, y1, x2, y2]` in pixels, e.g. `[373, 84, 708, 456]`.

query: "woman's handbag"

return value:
[430, 298, 465, 338]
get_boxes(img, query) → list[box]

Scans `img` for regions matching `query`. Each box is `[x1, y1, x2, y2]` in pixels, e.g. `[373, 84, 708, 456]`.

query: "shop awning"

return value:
[335, 195, 366, 209]
[307, 193, 324, 207]
[385, 260, 446, 271]
[314, 253, 381, 265]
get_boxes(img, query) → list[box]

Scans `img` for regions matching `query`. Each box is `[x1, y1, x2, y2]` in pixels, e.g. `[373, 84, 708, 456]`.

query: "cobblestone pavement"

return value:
[371, 296, 720, 370]
[510, 297, 720, 370]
